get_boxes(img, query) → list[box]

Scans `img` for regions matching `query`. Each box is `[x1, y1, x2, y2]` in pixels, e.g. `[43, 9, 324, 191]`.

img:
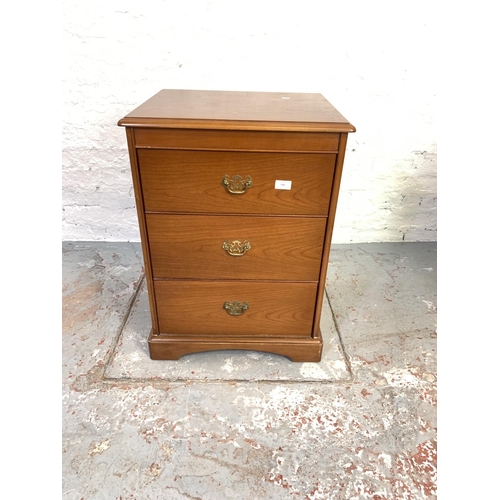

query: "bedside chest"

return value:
[118, 89, 355, 362]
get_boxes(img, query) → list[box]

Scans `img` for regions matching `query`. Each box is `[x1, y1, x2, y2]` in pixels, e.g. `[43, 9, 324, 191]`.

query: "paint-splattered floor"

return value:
[62, 242, 437, 499]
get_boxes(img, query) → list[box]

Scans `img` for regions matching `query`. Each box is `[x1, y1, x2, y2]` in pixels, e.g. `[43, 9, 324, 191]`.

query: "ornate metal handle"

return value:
[222, 239, 251, 257]
[223, 301, 249, 316]
[222, 175, 253, 194]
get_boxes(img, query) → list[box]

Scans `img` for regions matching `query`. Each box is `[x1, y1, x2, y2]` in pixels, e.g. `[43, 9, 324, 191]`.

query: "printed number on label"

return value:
[274, 180, 292, 190]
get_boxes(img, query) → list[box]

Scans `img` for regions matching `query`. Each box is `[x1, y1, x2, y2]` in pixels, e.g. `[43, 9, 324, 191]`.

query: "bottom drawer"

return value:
[154, 281, 318, 337]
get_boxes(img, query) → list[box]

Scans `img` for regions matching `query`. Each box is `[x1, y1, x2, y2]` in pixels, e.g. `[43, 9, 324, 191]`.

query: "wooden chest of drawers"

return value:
[118, 89, 355, 362]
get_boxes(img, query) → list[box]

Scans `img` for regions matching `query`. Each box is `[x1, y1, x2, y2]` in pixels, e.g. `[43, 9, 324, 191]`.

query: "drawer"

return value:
[138, 149, 336, 215]
[154, 281, 317, 337]
[147, 214, 326, 281]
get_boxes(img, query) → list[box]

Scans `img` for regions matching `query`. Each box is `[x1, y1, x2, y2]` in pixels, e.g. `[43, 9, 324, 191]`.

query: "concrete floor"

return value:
[62, 241, 437, 500]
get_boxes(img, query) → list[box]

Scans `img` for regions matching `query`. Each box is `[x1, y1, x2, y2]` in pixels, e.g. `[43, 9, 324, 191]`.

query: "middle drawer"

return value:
[147, 214, 326, 281]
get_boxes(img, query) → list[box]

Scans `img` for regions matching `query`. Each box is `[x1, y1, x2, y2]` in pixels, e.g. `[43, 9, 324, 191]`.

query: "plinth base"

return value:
[148, 330, 323, 362]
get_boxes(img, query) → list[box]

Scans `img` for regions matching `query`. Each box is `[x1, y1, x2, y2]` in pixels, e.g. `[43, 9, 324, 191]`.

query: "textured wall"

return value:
[62, 0, 437, 243]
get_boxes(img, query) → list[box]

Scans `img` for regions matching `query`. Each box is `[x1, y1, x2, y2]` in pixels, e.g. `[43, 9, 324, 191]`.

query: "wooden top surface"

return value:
[118, 89, 355, 132]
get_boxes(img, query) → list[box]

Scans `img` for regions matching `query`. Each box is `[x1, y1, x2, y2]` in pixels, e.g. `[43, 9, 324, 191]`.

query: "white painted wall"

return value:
[62, 0, 437, 243]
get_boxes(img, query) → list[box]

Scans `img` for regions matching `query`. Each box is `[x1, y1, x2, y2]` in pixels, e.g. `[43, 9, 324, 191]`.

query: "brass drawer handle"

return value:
[222, 174, 253, 194]
[222, 239, 251, 257]
[223, 301, 249, 316]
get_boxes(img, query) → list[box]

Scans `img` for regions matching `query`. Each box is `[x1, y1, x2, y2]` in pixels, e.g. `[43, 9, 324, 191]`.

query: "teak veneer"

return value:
[118, 89, 355, 362]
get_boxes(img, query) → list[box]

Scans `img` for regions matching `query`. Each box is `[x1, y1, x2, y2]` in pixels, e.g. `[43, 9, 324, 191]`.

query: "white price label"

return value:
[275, 180, 292, 190]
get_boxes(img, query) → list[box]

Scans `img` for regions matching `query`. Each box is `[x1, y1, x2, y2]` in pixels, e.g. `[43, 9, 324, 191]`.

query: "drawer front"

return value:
[134, 128, 340, 152]
[155, 281, 317, 337]
[147, 214, 326, 281]
[138, 150, 336, 215]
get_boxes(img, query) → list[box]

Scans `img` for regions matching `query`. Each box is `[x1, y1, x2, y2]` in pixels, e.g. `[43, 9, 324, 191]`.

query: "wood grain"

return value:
[155, 281, 318, 337]
[124, 128, 160, 334]
[139, 149, 336, 215]
[118, 89, 356, 133]
[147, 214, 326, 281]
[148, 330, 323, 362]
[134, 128, 340, 152]
[312, 133, 350, 339]
[118, 89, 355, 361]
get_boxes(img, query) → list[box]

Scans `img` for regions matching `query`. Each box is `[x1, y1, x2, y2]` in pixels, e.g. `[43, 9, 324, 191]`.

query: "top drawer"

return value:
[138, 149, 336, 215]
